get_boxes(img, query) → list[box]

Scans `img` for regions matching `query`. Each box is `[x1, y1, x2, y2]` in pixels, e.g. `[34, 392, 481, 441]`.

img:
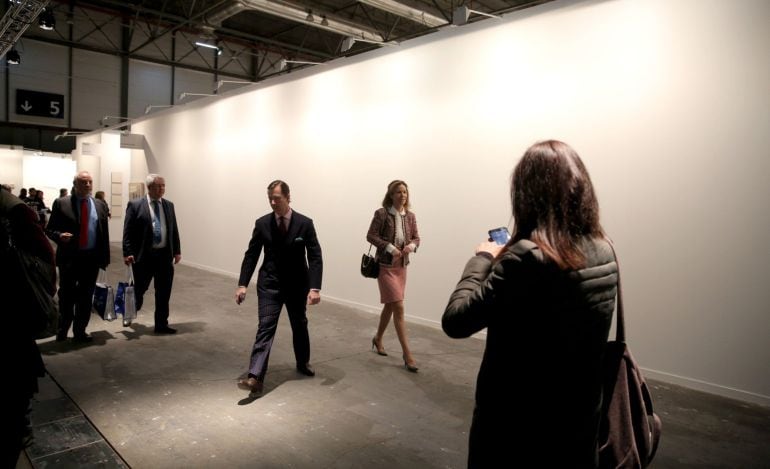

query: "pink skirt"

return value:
[378, 264, 407, 304]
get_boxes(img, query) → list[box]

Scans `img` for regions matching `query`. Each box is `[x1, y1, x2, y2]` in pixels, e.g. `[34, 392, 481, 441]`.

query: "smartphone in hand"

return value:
[488, 227, 511, 245]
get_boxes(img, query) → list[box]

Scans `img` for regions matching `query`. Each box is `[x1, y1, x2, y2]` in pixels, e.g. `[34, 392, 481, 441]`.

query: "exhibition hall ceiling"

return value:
[22, 0, 555, 81]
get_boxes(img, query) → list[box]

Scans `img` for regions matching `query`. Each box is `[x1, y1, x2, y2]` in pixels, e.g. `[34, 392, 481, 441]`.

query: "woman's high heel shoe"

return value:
[403, 356, 419, 373]
[371, 337, 388, 356]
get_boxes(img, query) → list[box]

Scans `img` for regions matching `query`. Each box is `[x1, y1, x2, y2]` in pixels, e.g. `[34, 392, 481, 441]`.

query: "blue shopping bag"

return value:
[93, 269, 116, 321]
[114, 266, 137, 321]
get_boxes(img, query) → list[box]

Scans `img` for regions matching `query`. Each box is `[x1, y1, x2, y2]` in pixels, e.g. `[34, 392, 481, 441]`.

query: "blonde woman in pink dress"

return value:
[366, 180, 421, 372]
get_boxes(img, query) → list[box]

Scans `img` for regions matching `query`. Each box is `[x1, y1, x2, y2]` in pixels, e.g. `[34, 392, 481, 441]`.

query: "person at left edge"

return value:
[123, 174, 182, 333]
[1, 184, 55, 467]
[46, 170, 110, 343]
[235, 180, 323, 395]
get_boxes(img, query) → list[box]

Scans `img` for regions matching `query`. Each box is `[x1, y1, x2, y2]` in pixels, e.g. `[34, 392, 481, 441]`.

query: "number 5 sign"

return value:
[16, 89, 65, 119]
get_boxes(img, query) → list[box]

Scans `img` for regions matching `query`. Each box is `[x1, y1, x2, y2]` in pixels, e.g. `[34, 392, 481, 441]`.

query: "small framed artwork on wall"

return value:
[129, 182, 145, 201]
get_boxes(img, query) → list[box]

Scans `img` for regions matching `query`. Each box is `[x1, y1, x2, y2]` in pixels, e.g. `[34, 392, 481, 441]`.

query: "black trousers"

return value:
[132, 248, 174, 328]
[57, 251, 100, 337]
[247, 289, 310, 381]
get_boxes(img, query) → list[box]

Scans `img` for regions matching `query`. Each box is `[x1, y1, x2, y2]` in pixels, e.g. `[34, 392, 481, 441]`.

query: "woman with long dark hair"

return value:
[442, 140, 619, 468]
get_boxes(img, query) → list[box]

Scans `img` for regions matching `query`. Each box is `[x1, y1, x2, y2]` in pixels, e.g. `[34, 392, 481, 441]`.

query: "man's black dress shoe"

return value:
[237, 376, 263, 394]
[154, 326, 177, 334]
[72, 334, 93, 343]
[55, 333, 67, 342]
[296, 363, 315, 377]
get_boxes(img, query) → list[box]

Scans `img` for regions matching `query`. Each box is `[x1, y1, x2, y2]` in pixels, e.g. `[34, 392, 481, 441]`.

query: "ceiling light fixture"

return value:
[38, 8, 55, 30]
[195, 41, 223, 56]
[306, 10, 314, 22]
[6, 49, 20, 65]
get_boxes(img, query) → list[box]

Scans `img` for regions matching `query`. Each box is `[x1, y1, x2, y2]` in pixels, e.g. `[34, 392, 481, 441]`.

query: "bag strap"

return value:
[126, 265, 134, 284]
[605, 237, 625, 343]
[97, 268, 107, 284]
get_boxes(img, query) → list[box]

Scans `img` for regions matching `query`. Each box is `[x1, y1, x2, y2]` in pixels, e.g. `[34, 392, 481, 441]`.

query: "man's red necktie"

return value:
[79, 198, 89, 248]
[278, 216, 287, 234]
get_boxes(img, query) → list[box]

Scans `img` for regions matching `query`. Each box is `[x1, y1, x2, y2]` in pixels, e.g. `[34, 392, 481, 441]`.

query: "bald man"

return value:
[46, 171, 111, 342]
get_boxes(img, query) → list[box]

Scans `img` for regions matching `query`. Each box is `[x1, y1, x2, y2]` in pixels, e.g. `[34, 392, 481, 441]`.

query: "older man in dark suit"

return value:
[123, 174, 181, 334]
[235, 180, 323, 395]
[46, 170, 110, 342]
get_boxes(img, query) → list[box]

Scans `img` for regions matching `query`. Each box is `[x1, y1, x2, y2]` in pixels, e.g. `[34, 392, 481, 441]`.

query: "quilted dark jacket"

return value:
[443, 238, 618, 468]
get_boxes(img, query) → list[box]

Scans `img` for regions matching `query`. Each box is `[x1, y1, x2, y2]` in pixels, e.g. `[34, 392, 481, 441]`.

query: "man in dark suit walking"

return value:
[235, 180, 323, 395]
[46, 170, 110, 342]
[122, 174, 181, 334]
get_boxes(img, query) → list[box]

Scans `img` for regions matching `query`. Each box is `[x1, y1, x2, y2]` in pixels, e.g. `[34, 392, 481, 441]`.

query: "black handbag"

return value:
[599, 240, 661, 468]
[360, 244, 379, 279]
[1, 195, 58, 339]
[2, 235, 58, 339]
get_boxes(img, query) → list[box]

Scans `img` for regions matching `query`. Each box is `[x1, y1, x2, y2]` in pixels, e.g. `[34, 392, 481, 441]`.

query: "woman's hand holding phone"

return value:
[476, 240, 503, 258]
[476, 227, 510, 259]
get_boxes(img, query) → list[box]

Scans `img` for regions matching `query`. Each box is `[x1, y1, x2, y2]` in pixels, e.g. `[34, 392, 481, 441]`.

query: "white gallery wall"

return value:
[78, 0, 769, 405]
[0, 147, 75, 197]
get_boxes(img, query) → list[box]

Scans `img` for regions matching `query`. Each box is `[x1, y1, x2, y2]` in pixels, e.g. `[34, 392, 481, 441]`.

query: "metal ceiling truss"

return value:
[22, 1, 322, 81]
[0, 0, 50, 57]
[16, 0, 557, 82]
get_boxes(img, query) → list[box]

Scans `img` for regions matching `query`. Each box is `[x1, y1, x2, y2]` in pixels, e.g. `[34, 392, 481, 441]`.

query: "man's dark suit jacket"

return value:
[46, 195, 110, 268]
[122, 198, 181, 262]
[238, 210, 322, 297]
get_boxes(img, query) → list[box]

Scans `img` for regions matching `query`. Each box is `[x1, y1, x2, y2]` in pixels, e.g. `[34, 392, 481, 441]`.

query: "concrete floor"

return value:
[23, 245, 770, 468]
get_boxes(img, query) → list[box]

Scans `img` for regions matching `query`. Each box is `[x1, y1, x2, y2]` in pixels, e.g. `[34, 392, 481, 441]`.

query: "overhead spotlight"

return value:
[306, 10, 314, 22]
[6, 49, 20, 65]
[320, 16, 329, 27]
[38, 8, 55, 30]
[195, 41, 222, 56]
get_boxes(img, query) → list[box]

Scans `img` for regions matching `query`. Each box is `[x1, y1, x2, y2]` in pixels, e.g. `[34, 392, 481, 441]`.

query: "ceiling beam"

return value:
[358, 0, 446, 28]
[205, 0, 385, 43]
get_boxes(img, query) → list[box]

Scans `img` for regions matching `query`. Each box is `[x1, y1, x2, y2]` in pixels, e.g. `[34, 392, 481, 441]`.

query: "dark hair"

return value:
[267, 180, 290, 198]
[509, 140, 603, 270]
[381, 180, 410, 210]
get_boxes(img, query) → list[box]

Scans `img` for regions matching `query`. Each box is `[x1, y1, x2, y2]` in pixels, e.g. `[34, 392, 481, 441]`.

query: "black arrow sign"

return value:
[16, 89, 65, 118]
